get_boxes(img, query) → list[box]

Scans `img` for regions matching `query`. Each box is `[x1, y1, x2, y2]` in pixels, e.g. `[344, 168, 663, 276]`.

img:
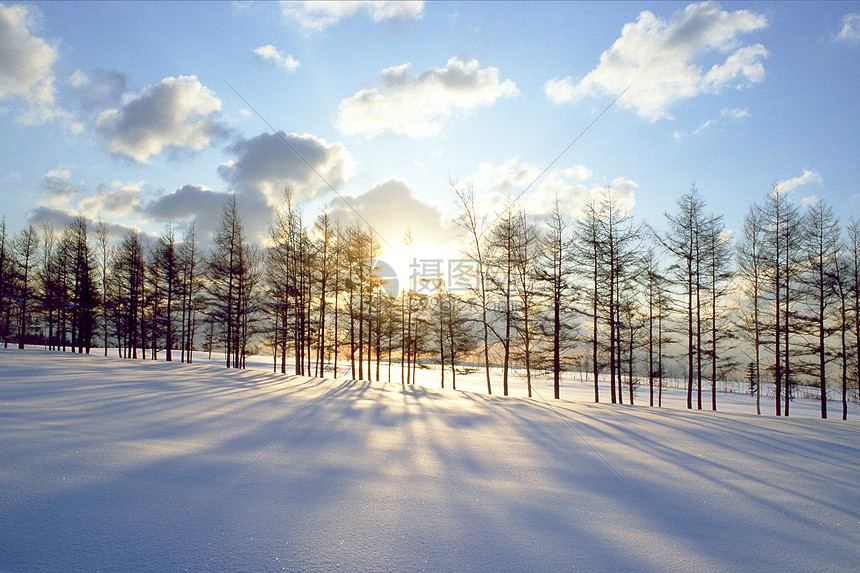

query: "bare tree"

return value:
[332, 222, 343, 377]
[313, 209, 336, 377]
[575, 195, 604, 402]
[487, 196, 518, 396]
[703, 215, 734, 411]
[737, 204, 767, 415]
[266, 193, 299, 374]
[512, 206, 541, 397]
[0, 217, 11, 346]
[453, 180, 494, 394]
[208, 194, 259, 369]
[762, 183, 802, 416]
[116, 229, 145, 358]
[590, 189, 640, 404]
[833, 237, 852, 420]
[12, 225, 40, 348]
[847, 219, 860, 410]
[798, 198, 840, 418]
[178, 223, 201, 363]
[150, 225, 181, 361]
[662, 186, 708, 410]
[67, 217, 98, 354]
[37, 224, 57, 350]
[535, 197, 576, 400]
[95, 219, 111, 355]
[640, 244, 669, 407]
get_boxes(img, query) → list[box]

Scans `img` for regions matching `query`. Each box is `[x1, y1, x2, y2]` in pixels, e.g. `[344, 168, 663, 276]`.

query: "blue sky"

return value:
[1, 1, 858, 272]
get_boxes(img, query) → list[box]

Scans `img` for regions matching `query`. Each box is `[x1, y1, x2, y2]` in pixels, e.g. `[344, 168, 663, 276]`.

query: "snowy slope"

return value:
[1, 348, 858, 572]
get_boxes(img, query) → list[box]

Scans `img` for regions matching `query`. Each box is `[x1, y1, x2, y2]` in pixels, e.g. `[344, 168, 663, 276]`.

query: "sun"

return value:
[379, 241, 462, 296]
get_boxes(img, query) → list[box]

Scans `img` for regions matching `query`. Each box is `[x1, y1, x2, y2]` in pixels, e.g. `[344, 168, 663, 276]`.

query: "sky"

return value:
[1, 1, 858, 279]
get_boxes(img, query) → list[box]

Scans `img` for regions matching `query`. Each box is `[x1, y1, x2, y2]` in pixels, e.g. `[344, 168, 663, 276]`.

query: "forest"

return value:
[1, 182, 858, 420]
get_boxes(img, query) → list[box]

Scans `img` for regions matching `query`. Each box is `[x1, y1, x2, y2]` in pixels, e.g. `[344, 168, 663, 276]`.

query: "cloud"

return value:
[94, 75, 226, 162]
[219, 131, 355, 202]
[327, 177, 454, 256]
[721, 107, 749, 119]
[78, 181, 143, 218]
[140, 184, 274, 242]
[67, 68, 128, 111]
[464, 159, 541, 215]
[0, 3, 70, 125]
[41, 168, 78, 206]
[837, 13, 860, 45]
[253, 45, 300, 72]
[336, 57, 519, 139]
[545, 2, 768, 121]
[27, 205, 137, 238]
[693, 118, 716, 134]
[778, 169, 822, 193]
[800, 195, 821, 208]
[38, 171, 142, 227]
[463, 159, 636, 220]
[140, 183, 235, 238]
[282, 1, 424, 31]
[141, 184, 224, 222]
[530, 173, 637, 219]
[674, 106, 749, 139]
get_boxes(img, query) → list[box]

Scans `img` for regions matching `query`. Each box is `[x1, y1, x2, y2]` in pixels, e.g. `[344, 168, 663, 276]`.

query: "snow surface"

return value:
[200, 351, 860, 421]
[1, 348, 859, 572]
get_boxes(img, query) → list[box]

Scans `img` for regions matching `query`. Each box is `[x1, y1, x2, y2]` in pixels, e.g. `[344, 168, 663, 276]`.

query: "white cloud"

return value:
[721, 107, 749, 119]
[281, 1, 424, 31]
[94, 75, 225, 162]
[674, 106, 750, 139]
[68, 69, 88, 89]
[219, 131, 355, 202]
[253, 45, 300, 72]
[337, 57, 519, 139]
[778, 169, 822, 193]
[693, 118, 715, 134]
[545, 2, 768, 121]
[46, 168, 70, 179]
[837, 12, 860, 45]
[39, 172, 144, 228]
[531, 173, 637, 218]
[462, 159, 637, 221]
[78, 181, 143, 217]
[328, 177, 453, 254]
[560, 164, 594, 182]
[0, 3, 70, 125]
[470, 159, 541, 192]
[800, 194, 821, 208]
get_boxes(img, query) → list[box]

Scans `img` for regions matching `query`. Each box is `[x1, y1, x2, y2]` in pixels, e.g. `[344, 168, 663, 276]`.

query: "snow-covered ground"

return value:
[2, 348, 859, 572]
[201, 350, 860, 421]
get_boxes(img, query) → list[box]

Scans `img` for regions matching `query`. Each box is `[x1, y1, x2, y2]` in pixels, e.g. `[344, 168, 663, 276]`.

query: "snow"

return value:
[202, 351, 860, 421]
[2, 348, 859, 572]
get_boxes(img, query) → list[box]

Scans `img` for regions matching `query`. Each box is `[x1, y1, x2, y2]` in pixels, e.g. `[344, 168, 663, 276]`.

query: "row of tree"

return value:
[0, 183, 858, 419]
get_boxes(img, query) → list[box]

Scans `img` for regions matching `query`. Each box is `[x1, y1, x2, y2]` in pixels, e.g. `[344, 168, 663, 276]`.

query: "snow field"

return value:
[201, 351, 860, 421]
[1, 348, 859, 572]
